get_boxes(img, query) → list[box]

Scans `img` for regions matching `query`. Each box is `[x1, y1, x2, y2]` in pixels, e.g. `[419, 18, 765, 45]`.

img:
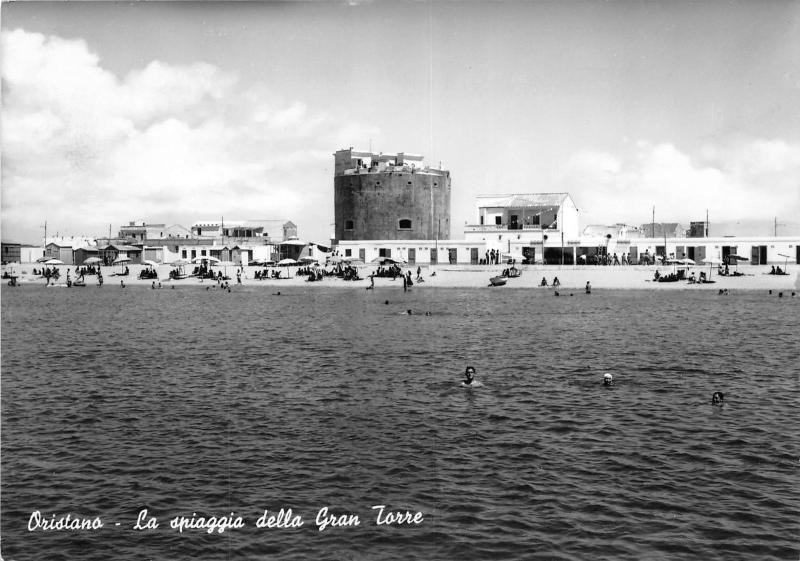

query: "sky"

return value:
[2, 0, 799, 245]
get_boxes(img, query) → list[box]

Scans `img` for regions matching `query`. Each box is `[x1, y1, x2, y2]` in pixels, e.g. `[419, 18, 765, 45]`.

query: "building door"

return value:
[721, 246, 736, 263]
[470, 248, 479, 265]
[687, 247, 695, 261]
[759, 246, 767, 264]
[751, 246, 760, 265]
[797, 245, 800, 264]
[448, 248, 458, 264]
[695, 246, 705, 262]
[522, 246, 536, 264]
[408, 248, 416, 265]
[359, 248, 365, 262]
[430, 248, 437, 264]
[509, 214, 519, 230]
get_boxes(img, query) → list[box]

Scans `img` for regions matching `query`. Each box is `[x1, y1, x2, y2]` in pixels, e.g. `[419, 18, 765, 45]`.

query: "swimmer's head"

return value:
[465, 366, 476, 380]
[711, 391, 724, 405]
[603, 373, 613, 385]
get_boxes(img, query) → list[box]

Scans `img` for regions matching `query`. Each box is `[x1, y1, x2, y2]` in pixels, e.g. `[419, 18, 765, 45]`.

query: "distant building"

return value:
[333, 148, 451, 242]
[98, 244, 143, 266]
[118, 221, 169, 242]
[464, 193, 580, 263]
[1, 242, 21, 264]
[582, 224, 638, 238]
[638, 222, 685, 239]
[20, 245, 45, 264]
[45, 242, 78, 265]
[190, 219, 293, 243]
[73, 246, 99, 266]
[688, 221, 708, 238]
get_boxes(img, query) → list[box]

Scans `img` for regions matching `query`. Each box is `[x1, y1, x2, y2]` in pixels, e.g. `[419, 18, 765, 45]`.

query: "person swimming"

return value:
[603, 373, 613, 386]
[463, 366, 476, 386]
[711, 391, 724, 405]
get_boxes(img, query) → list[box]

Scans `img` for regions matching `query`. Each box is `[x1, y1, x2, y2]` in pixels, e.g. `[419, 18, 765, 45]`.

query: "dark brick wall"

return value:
[334, 171, 451, 241]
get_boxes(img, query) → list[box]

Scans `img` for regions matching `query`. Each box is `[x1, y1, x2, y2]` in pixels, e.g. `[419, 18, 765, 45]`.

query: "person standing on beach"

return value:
[585, 281, 591, 294]
[403, 274, 407, 292]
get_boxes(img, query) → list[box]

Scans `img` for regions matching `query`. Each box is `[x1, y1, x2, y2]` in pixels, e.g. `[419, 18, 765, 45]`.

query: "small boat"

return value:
[489, 276, 507, 287]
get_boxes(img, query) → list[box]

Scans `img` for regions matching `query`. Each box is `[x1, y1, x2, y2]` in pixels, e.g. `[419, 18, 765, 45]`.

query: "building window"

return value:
[495, 216, 502, 225]
[398, 219, 412, 230]
[345, 249, 352, 257]
[345, 220, 354, 231]
[532, 215, 540, 226]
[181, 250, 187, 258]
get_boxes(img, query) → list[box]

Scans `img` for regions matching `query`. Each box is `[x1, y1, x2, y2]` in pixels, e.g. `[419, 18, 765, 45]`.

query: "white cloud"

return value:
[1, 29, 377, 243]
[558, 140, 800, 227]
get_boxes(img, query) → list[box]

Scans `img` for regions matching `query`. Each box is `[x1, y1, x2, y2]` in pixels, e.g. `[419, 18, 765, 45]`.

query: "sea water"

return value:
[1, 285, 798, 560]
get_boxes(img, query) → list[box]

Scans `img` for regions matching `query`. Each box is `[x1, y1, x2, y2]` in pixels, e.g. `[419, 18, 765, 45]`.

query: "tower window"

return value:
[344, 220, 354, 231]
[398, 219, 412, 230]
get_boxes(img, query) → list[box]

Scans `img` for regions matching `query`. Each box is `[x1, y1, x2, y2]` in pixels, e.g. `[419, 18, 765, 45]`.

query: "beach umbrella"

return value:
[727, 254, 748, 273]
[143, 260, 160, 268]
[702, 258, 722, 278]
[372, 257, 405, 266]
[37, 256, 50, 263]
[112, 256, 131, 275]
[501, 253, 525, 264]
[170, 259, 189, 271]
[218, 260, 236, 277]
[298, 256, 318, 264]
[83, 257, 102, 265]
[192, 256, 220, 264]
[277, 258, 298, 266]
[777, 253, 790, 272]
[45, 258, 64, 265]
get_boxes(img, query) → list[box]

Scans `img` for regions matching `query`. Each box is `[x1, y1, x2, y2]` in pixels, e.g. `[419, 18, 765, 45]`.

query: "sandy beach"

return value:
[5, 263, 799, 292]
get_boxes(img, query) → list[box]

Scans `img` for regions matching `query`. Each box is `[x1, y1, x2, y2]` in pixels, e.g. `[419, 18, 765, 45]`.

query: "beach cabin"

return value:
[73, 247, 99, 266]
[98, 244, 143, 265]
[1, 242, 21, 264]
[45, 242, 77, 265]
[20, 245, 45, 264]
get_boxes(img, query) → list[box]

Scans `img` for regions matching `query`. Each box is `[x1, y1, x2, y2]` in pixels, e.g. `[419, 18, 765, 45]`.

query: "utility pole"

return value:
[706, 209, 709, 237]
[652, 206, 655, 238]
[774, 216, 786, 237]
